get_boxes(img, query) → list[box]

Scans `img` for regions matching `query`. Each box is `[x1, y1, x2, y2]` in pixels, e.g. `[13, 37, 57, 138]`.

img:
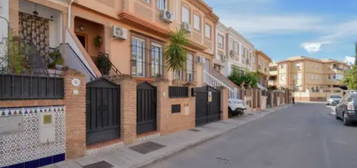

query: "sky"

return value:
[205, 0, 357, 62]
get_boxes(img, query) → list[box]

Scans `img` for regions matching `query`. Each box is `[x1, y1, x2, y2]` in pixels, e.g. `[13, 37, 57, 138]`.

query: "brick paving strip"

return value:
[45, 105, 291, 168]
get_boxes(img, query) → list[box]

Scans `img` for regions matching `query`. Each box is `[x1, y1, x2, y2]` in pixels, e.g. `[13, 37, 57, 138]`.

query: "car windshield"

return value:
[330, 95, 341, 99]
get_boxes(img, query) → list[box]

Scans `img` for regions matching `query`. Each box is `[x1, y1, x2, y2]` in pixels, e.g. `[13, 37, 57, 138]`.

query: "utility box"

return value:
[39, 112, 56, 143]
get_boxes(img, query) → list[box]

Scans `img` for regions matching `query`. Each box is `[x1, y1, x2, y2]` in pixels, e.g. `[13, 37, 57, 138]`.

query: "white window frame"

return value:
[193, 14, 201, 31]
[186, 53, 194, 82]
[205, 24, 211, 38]
[131, 37, 146, 77]
[157, 0, 167, 10]
[217, 34, 224, 49]
[151, 43, 163, 77]
[182, 6, 190, 24]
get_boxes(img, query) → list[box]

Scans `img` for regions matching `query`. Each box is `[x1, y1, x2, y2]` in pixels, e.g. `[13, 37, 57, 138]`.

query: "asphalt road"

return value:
[145, 103, 357, 168]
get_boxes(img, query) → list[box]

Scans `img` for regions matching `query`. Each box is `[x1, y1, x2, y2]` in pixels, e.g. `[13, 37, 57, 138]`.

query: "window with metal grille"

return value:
[171, 104, 181, 113]
[169, 86, 189, 98]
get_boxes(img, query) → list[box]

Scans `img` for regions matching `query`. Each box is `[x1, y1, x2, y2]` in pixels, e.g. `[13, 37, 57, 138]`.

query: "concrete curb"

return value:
[135, 104, 292, 168]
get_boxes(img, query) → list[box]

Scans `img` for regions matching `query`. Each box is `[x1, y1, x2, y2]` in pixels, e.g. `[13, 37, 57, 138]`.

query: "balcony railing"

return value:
[130, 59, 165, 79]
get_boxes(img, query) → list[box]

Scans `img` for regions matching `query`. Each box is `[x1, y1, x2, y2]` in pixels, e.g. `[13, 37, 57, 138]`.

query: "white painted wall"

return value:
[0, 0, 9, 69]
[0, 0, 9, 40]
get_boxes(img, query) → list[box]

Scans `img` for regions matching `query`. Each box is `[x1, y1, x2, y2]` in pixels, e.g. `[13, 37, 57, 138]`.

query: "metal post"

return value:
[355, 42, 357, 65]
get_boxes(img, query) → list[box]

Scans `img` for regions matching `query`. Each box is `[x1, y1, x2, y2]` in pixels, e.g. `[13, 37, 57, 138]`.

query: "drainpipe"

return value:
[67, 0, 74, 29]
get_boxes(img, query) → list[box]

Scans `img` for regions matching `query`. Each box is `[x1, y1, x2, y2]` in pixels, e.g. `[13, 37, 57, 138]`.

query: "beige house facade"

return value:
[4, 0, 231, 161]
[213, 22, 256, 77]
[269, 56, 350, 101]
[256, 50, 272, 88]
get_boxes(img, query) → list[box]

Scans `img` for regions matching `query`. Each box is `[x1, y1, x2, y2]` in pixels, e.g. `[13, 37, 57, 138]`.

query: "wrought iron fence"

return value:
[0, 73, 64, 100]
[169, 86, 189, 98]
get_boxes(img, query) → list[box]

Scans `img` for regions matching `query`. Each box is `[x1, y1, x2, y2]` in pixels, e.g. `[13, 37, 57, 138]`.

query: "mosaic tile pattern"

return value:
[0, 106, 65, 167]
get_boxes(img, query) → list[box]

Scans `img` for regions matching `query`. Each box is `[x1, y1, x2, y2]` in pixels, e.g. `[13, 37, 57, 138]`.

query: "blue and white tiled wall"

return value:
[0, 106, 66, 168]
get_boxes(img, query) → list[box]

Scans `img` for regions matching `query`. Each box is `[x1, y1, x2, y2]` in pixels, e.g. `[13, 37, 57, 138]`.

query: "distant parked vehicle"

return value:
[335, 93, 357, 126]
[229, 99, 246, 117]
[326, 95, 342, 106]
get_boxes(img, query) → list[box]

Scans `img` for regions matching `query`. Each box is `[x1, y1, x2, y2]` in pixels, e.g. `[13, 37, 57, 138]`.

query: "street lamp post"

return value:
[355, 42, 357, 66]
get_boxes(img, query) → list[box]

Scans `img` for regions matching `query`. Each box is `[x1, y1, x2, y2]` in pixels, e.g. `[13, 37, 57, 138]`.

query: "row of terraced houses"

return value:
[0, 0, 291, 167]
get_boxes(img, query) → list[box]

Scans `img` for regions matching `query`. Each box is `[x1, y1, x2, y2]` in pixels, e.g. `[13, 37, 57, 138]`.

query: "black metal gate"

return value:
[195, 86, 221, 126]
[137, 82, 157, 134]
[86, 78, 120, 145]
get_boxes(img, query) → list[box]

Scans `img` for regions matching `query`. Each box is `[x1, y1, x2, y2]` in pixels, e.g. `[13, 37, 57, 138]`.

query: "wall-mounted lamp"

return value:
[33, 4, 39, 16]
[79, 25, 85, 32]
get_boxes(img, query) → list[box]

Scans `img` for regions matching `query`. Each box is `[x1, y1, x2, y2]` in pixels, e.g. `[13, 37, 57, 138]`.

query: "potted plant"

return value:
[96, 52, 112, 75]
[48, 48, 64, 70]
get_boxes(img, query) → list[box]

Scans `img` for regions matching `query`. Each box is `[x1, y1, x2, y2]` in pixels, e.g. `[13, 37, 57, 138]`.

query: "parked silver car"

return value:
[335, 93, 357, 126]
[326, 95, 342, 106]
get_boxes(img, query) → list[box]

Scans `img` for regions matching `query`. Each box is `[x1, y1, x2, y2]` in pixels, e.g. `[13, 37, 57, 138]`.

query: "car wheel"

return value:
[343, 113, 350, 126]
[228, 107, 233, 118]
[335, 114, 340, 120]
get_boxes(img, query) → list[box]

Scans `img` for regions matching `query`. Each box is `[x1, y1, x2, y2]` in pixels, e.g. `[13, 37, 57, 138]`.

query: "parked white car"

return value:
[326, 95, 342, 106]
[228, 98, 246, 117]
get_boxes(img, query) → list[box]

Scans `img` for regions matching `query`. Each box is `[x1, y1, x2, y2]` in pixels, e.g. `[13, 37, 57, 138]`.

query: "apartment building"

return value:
[213, 22, 256, 77]
[269, 56, 350, 101]
[256, 50, 272, 88]
[268, 63, 278, 88]
[213, 22, 229, 73]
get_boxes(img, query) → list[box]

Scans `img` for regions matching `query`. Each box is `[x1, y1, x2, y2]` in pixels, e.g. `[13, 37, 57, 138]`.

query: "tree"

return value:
[343, 65, 357, 90]
[164, 29, 189, 71]
[228, 68, 260, 88]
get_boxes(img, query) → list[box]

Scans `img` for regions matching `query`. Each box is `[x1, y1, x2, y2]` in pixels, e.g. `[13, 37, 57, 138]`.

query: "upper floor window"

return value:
[151, 43, 163, 77]
[186, 53, 194, 82]
[143, 0, 151, 4]
[236, 42, 240, 55]
[182, 6, 190, 24]
[205, 24, 211, 38]
[157, 0, 168, 10]
[131, 36, 164, 78]
[174, 53, 194, 82]
[131, 37, 146, 77]
[217, 34, 224, 49]
[193, 14, 201, 31]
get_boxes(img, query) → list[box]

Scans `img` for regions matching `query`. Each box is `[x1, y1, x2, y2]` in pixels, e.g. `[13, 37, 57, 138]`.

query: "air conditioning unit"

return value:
[112, 26, 128, 40]
[181, 22, 192, 33]
[160, 10, 174, 23]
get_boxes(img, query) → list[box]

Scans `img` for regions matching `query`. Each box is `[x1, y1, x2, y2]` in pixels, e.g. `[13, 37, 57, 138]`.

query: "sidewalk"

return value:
[48, 105, 291, 168]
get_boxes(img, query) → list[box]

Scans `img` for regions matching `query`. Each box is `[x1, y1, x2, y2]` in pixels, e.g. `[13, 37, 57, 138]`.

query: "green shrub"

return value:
[96, 53, 112, 75]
